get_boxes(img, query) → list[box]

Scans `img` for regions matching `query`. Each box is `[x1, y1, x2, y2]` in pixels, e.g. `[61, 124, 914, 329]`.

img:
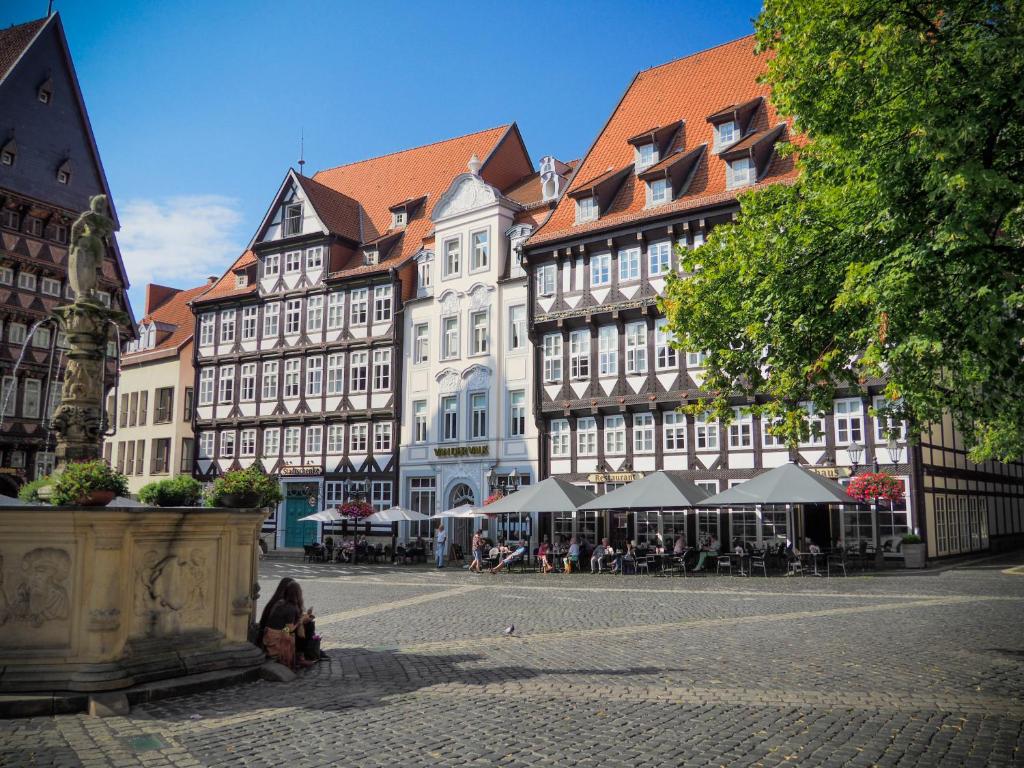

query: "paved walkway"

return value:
[2, 556, 1023, 767]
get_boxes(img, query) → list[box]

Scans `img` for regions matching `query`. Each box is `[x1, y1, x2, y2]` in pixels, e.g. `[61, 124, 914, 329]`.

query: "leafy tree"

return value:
[663, 0, 1024, 461]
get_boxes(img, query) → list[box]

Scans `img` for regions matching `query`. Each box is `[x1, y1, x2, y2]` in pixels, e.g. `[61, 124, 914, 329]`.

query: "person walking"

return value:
[434, 523, 447, 568]
[468, 529, 484, 573]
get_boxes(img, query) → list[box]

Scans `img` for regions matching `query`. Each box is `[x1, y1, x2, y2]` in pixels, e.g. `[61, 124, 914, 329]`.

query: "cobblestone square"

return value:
[2, 556, 1022, 767]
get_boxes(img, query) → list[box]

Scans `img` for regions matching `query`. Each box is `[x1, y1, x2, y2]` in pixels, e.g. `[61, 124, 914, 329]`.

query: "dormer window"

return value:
[0, 143, 13, 166]
[392, 210, 406, 228]
[37, 78, 52, 104]
[576, 196, 598, 223]
[27, 217, 43, 237]
[635, 143, 658, 171]
[234, 273, 248, 288]
[57, 170, 70, 184]
[416, 254, 433, 297]
[647, 178, 670, 206]
[364, 249, 379, 266]
[726, 156, 755, 189]
[283, 203, 302, 236]
[715, 121, 737, 151]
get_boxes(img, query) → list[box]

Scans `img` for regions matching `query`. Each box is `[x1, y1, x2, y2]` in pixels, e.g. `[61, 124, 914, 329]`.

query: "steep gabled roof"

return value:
[122, 281, 212, 364]
[294, 173, 363, 242]
[0, 17, 47, 83]
[529, 35, 796, 247]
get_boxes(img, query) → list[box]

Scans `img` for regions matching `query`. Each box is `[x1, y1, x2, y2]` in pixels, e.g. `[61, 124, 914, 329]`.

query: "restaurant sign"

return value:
[434, 445, 489, 458]
[587, 472, 644, 483]
[279, 465, 324, 477]
[808, 466, 852, 479]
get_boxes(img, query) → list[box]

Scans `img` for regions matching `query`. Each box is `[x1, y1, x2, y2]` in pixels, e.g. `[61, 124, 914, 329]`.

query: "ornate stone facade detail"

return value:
[439, 289, 461, 316]
[464, 365, 491, 390]
[437, 369, 461, 394]
[431, 173, 500, 221]
[0, 548, 71, 627]
[133, 549, 208, 618]
[468, 283, 495, 310]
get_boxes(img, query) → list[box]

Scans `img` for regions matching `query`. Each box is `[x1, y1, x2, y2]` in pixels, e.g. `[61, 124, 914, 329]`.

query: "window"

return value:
[198, 368, 214, 405]
[350, 423, 368, 452]
[350, 289, 368, 325]
[551, 419, 570, 456]
[695, 412, 719, 450]
[240, 429, 256, 457]
[261, 361, 278, 399]
[0, 376, 15, 418]
[834, 398, 864, 444]
[306, 356, 323, 396]
[374, 422, 393, 452]
[285, 299, 302, 334]
[687, 350, 708, 369]
[664, 411, 686, 451]
[22, 379, 41, 418]
[654, 318, 678, 369]
[728, 407, 753, 448]
[305, 425, 322, 455]
[873, 396, 907, 441]
[577, 417, 597, 456]
[32, 326, 51, 349]
[648, 178, 670, 206]
[219, 310, 235, 342]
[220, 431, 236, 458]
[509, 306, 526, 350]
[263, 427, 280, 457]
[371, 481, 393, 512]
[409, 477, 436, 524]
[470, 310, 488, 355]
[326, 353, 345, 395]
[327, 292, 344, 329]
[263, 303, 280, 337]
[648, 241, 671, 276]
[129, 392, 138, 427]
[364, 249, 378, 266]
[392, 210, 406, 228]
[41, 277, 61, 296]
[218, 366, 235, 403]
[284, 427, 300, 455]
[618, 247, 640, 282]
[283, 204, 302, 236]
[413, 401, 427, 443]
[136, 441, 146, 475]
[180, 438, 194, 472]
[285, 251, 301, 273]
[536, 263, 557, 297]
[576, 196, 598, 222]
[1, 209, 18, 228]
[325, 481, 345, 507]
[0, 267, 11, 285]
[543, 334, 563, 382]
[569, 330, 590, 379]
[443, 238, 461, 278]
[727, 157, 755, 189]
[155, 386, 174, 422]
[283, 358, 301, 398]
[234, 273, 248, 288]
[17, 272, 37, 291]
[54, 224, 68, 244]
[442, 316, 459, 359]
[183, 387, 194, 420]
[327, 424, 344, 452]
[373, 348, 391, 390]
[442, 396, 458, 441]
[590, 253, 610, 287]
[0, 150, 13, 166]
[373, 286, 392, 322]
[633, 413, 654, 453]
[635, 142, 657, 170]
[624, 322, 647, 374]
[7, 322, 26, 345]
[763, 416, 788, 448]
[470, 392, 487, 439]
[604, 415, 625, 454]
[509, 390, 526, 437]
[598, 326, 618, 376]
[57, 169, 70, 185]
[470, 230, 489, 271]
[306, 295, 323, 332]
[715, 120, 737, 149]
[350, 351, 368, 392]
[264, 254, 280, 277]
[413, 323, 429, 364]
[417, 258, 432, 295]
[242, 306, 258, 340]
[198, 431, 215, 460]
[306, 246, 323, 269]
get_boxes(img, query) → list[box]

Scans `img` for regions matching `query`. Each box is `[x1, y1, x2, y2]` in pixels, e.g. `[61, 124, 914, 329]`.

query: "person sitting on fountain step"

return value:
[260, 580, 320, 668]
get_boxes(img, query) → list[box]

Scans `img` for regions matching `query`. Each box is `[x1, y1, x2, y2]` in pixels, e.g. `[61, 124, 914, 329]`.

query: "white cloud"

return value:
[117, 195, 246, 292]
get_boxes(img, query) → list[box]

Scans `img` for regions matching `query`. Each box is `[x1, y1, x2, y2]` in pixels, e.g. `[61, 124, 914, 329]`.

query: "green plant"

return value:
[204, 466, 282, 508]
[901, 533, 923, 545]
[50, 461, 128, 505]
[138, 475, 203, 507]
[18, 475, 51, 503]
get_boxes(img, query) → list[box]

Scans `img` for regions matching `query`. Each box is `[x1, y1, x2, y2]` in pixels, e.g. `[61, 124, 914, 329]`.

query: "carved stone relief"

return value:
[468, 283, 494, 310]
[133, 549, 207, 618]
[464, 365, 491, 390]
[0, 548, 71, 627]
[437, 369, 461, 394]
[432, 174, 500, 221]
[439, 290, 461, 316]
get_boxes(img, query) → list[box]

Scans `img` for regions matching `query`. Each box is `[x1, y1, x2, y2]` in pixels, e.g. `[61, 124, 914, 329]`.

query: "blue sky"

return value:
[6, 0, 763, 314]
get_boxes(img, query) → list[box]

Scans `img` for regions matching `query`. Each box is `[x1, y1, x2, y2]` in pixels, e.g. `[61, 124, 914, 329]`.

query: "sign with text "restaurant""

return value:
[587, 472, 644, 483]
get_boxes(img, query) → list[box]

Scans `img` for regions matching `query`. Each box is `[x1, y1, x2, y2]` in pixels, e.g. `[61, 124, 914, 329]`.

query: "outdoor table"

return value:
[729, 552, 751, 576]
[800, 552, 825, 576]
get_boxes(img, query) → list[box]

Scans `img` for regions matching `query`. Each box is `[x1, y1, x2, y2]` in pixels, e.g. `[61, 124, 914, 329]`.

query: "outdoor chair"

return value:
[787, 556, 805, 576]
[634, 555, 652, 576]
[302, 544, 318, 563]
[716, 554, 733, 576]
[666, 553, 687, 577]
[750, 552, 768, 577]
[827, 551, 848, 577]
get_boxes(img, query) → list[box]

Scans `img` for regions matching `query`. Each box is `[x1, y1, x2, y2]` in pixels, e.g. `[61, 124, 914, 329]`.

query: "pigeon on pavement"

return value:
[503, 624, 515, 636]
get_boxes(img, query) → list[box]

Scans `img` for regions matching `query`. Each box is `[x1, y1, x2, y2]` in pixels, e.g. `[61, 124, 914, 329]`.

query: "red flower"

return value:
[340, 500, 374, 519]
[847, 472, 905, 503]
[484, 492, 503, 506]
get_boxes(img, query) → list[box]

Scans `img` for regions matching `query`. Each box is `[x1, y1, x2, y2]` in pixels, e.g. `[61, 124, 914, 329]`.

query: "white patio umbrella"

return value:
[438, 504, 488, 518]
[299, 508, 346, 523]
[365, 506, 431, 524]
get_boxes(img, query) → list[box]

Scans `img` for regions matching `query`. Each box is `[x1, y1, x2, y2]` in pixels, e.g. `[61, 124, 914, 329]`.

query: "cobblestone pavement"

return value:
[2, 555, 1023, 767]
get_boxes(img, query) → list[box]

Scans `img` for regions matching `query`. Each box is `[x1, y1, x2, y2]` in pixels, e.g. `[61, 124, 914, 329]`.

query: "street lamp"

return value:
[509, 468, 519, 492]
[847, 440, 864, 474]
[485, 468, 495, 493]
[886, 437, 903, 465]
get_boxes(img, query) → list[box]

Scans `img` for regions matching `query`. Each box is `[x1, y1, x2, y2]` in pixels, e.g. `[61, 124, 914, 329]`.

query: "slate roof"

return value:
[0, 17, 46, 83]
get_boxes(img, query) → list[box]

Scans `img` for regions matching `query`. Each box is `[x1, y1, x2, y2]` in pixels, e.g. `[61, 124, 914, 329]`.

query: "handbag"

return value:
[303, 635, 321, 661]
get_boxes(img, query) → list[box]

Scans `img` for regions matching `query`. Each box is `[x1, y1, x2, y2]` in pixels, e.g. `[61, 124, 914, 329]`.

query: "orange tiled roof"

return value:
[122, 281, 212, 363]
[0, 17, 46, 83]
[193, 250, 257, 304]
[503, 158, 579, 210]
[294, 174, 364, 242]
[529, 35, 797, 247]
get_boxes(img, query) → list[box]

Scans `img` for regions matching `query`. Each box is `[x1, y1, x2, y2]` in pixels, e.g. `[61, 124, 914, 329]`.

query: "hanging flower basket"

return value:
[341, 500, 374, 519]
[847, 472, 905, 503]
[484, 492, 503, 506]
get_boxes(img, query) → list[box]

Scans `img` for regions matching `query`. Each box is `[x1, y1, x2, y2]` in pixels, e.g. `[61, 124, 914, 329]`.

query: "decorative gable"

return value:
[432, 173, 502, 222]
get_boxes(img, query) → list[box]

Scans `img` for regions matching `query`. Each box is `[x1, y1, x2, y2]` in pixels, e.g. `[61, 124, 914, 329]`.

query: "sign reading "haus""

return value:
[434, 446, 489, 458]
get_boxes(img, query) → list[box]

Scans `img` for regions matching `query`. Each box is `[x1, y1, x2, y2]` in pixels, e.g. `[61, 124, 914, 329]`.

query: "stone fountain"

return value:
[0, 197, 267, 715]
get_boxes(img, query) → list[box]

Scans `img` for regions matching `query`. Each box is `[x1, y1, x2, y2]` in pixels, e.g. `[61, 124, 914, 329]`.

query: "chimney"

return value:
[144, 284, 180, 315]
[207, 275, 218, 284]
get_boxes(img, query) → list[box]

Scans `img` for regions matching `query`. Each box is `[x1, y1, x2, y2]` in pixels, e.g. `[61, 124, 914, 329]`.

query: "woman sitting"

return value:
[260, 580, 317, 669]
[537, 536, 554, 573]
[564, 536, 580, 573]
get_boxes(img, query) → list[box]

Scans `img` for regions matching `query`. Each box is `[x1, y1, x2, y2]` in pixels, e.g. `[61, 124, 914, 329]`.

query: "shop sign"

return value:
[0, 467, 24, 476]
[434, 445, 489, 458]
[279, 465, 323, 477]
[587, 471, 644, 483]
[808, 465, 852, 479]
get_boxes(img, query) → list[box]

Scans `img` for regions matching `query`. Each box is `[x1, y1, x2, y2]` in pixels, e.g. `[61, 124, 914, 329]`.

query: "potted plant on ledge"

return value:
[50, 460, 129, 507]
[138, 476, 204, 507]
[205, 466, 283, 509]
[901, 533, 926, 569]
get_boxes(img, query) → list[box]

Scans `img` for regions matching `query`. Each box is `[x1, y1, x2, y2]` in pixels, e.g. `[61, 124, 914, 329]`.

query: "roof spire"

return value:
[297, 128, 306, 176]
[468, 153, 481, 175]
[48, 0, 55, 16]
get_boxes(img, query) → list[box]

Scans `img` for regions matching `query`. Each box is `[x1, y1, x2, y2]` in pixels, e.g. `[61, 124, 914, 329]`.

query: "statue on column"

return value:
[67, 195, 114, 300]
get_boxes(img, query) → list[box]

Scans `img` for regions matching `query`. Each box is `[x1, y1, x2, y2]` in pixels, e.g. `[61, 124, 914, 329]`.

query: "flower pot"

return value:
[902, 542, 926, 569]
[221, 492, 260, 508]
[75, 490, 116, 507]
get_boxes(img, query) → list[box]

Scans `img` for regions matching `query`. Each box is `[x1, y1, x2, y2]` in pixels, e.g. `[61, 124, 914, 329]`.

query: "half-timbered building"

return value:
[522, 36, 1024, 558]
[0, 13, 134, 494]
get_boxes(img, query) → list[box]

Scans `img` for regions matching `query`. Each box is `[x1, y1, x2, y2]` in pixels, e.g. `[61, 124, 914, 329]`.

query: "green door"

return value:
[285, 495, 318, 548]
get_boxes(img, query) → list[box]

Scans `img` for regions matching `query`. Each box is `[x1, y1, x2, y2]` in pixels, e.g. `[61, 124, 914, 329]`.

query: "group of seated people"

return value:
[256, 577, 326, 670]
